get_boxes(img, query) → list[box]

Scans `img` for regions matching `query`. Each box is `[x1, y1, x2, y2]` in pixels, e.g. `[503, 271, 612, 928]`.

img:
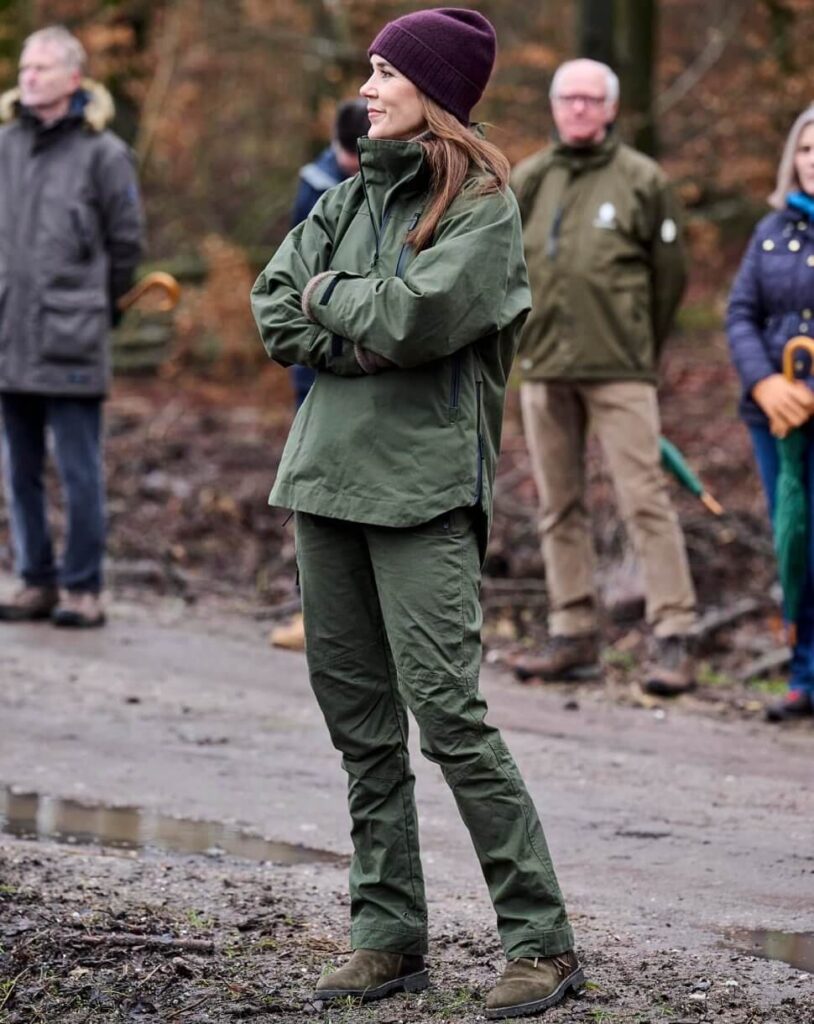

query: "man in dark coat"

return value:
[269, 98, 368, 653]
[0, 25, 143, 628]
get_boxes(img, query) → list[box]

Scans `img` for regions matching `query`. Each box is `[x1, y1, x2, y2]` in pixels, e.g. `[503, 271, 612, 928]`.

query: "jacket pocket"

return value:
[40, 289, 109, 365]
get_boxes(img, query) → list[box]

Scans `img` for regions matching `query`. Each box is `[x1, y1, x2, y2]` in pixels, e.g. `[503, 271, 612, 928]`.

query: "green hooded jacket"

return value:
[510, 135, 687, 383]
[251, 136, 531, 557]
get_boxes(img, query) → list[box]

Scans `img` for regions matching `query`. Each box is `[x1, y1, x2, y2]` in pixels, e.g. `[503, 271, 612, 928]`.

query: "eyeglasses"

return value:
[552, 94, 607, 108]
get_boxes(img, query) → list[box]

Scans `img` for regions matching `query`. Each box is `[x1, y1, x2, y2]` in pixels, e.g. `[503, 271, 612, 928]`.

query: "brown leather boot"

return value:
[269, 612, 305, 651]
[313, 949, 428, 1004]
[51, 591, 106, 629]
[485, 951, 584, 1019]
[642, 635, 695, 696]
[514, 634, 602, 682]
[0, 584, 59, 622]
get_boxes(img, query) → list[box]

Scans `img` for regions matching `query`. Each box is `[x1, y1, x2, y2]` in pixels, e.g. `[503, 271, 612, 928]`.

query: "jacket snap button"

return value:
[789, 239, 801, 252]
[762, 239, 775, 251]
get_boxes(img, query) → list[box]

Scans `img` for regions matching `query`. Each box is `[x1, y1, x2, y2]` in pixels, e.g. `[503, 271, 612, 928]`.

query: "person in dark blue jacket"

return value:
[288, 99, 369, 409]
[726, 104, 814, 721]
[269, 98, 369, 653]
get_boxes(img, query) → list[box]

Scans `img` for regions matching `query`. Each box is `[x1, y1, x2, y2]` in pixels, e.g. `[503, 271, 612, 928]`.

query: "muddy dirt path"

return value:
[0, 582, 812, 1022]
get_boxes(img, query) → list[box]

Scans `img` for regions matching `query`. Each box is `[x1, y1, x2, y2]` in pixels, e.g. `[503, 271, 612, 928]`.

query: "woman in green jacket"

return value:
[251, 9, 581, 1019]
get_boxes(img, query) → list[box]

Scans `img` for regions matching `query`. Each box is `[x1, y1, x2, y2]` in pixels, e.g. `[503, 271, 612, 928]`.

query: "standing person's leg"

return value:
[585, 382, 696, 692]
[48, 397, 106, 627]
[369, 511, 581, 1017]
[0, 393, 59, 619]
[518, 382, 601, 679]
[295, 513, 429, 1003]
[751, 425, 814, 720]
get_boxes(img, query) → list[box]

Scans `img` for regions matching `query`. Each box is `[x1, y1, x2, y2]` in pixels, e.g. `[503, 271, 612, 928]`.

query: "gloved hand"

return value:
[354, 343, 396, 374]
[752, 373, 814, 437]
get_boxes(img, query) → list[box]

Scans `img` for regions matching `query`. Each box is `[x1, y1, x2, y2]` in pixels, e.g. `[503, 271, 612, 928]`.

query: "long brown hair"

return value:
[408, 96, 510, 252]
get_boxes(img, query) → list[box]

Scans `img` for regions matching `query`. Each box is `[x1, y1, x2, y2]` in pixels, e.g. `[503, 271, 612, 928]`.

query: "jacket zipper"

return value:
[395, 211, 421, 278]
[449, 350, 463, 414]
[473, 379, 483, 503]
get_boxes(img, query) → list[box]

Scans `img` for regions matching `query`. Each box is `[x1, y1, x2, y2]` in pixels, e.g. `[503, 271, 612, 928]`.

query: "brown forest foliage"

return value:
[1, 1, 812, 273]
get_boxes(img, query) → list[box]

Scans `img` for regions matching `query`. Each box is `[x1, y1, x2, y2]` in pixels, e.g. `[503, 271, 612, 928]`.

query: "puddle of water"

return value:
[0, 786, 343, 865]
[725, 928, 814, 973]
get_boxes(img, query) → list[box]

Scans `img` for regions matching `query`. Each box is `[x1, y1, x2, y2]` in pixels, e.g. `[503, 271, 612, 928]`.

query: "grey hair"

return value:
[549, 59, 619, 108]
[22, 25, 86, 73]
[769, 105, 814, 209]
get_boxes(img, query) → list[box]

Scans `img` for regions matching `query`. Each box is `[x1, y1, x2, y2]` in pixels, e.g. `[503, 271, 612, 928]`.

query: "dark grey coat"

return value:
[0, 81, 144, 396]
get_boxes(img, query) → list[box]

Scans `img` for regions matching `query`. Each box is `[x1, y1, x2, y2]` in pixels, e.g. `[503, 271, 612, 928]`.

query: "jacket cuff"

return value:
[301, 271, 338, 322]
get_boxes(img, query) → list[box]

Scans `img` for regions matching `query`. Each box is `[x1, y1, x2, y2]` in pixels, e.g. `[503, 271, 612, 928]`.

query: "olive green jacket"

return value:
[251, 136, 531, 556]
[510, 134, 687, 382]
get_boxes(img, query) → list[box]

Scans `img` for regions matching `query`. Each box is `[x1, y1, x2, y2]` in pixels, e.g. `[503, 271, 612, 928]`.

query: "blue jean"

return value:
[749, 423, 814, 694]
[290, 365, 316, 409]
[1, 393, 105, 593]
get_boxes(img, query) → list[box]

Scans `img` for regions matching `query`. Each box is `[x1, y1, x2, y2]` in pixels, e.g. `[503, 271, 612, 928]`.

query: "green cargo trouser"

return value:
[295, 509, 574, 958]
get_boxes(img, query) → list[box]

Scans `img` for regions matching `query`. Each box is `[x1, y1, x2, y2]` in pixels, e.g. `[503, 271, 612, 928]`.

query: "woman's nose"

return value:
[359, 75, 375, 98]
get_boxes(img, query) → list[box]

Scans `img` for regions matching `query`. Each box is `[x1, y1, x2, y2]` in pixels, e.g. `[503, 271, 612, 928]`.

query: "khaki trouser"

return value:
[520, 380, 696, 638]
[295, 509, 574, 959]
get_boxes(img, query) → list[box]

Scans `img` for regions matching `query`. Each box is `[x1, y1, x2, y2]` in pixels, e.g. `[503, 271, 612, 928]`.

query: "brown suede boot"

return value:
[313, 949, 428, 1004]
[642, 635, 695, 696]
[51, 591, 106, 629]
[0, 584, 59, 622]
[513, 634, 602, 682]
[485, 951, 584, 1019]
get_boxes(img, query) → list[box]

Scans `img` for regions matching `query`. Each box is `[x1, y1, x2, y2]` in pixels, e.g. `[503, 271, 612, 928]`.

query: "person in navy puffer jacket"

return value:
[727, 104, 814, 722]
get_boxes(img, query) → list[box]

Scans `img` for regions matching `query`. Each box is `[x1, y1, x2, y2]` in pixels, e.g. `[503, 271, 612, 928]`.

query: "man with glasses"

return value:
[511, 59, 697, 695]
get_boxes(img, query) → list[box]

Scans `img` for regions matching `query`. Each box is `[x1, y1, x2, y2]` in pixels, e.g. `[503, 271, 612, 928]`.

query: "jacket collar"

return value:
[357, 136, 429, 230]
[0, 78, 115, 133]
[787, 191, 814, 222]
[550, 131, 619, 174]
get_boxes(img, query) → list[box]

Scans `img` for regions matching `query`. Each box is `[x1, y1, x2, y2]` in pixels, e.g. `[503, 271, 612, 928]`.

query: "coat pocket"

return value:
[40, 289, 109, 365]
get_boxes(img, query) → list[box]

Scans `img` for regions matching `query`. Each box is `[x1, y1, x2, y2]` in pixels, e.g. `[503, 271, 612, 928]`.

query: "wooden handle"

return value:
[117, 272, 181, 312]
[782, 335, 814, 381]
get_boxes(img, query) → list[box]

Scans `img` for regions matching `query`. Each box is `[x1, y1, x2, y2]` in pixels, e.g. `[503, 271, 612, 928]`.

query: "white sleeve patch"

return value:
[660, 218, 678, 244]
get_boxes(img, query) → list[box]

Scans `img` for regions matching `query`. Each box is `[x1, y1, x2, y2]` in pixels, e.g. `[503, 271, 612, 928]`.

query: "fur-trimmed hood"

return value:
[0, 78, 114, 131]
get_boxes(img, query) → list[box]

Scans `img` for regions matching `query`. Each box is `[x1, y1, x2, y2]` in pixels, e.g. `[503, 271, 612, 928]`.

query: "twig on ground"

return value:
[69, 933, 215, 953]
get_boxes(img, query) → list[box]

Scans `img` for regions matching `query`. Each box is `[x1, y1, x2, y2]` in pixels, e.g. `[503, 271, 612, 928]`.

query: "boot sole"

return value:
[0, 607, 58, 622]
[314, 968, 429, 1004]
[485, 966, 585, 1019]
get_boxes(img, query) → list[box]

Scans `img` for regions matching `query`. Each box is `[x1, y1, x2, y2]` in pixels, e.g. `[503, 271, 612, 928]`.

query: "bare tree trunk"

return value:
[616, 0, 658, 155]
[762, 0, 795, 74]
[578, 0, 615, 65]
[577, 0, 658, 156]
[0, 0, 34, 69]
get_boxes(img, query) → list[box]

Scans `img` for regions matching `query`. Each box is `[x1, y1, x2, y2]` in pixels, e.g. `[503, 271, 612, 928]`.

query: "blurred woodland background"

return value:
[1, 0, 811, 285]
[0, 2, 810, 696]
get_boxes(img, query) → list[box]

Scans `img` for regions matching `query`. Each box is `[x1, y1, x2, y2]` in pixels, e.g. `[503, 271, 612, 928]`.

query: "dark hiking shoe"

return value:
[313, 949, 428, 1004]
[485, 951, 584, 1019]
[51, 591, 106, 629]
[0, 584, 59, 622]
[765, 689, 814, 722]
[642, 635, 695, 697]
[513, 634, 601, 682]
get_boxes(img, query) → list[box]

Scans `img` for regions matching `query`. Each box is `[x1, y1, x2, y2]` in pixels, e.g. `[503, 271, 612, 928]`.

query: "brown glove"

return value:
[354, 343, 396, 374]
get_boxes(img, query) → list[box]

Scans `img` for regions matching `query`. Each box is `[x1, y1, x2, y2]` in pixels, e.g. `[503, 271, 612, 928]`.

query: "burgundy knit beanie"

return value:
[368, 7, 496, 125]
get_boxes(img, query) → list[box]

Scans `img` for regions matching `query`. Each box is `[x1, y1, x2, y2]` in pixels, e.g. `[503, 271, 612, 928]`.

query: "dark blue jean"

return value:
[749, 423, 814, 694]
[290, 365, 316, 409]
[1, 393, 105, 593]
